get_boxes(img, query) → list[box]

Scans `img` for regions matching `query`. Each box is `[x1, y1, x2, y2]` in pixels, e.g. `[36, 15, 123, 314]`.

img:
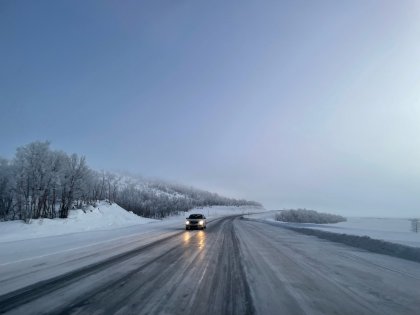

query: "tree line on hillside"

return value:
[0, 141, 261, 222]
[116, 180, 259, 219]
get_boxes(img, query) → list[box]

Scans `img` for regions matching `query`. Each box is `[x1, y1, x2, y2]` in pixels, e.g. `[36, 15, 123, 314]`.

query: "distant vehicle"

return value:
[185, 214, 207, 230]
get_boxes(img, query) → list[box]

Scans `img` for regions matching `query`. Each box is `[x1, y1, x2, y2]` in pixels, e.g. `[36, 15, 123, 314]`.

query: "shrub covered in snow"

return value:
[275, 209, 346, 224]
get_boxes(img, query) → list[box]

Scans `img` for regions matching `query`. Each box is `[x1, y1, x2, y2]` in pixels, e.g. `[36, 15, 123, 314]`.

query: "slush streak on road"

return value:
[1, 217, 253, 315]
[1, 216, 420, 314]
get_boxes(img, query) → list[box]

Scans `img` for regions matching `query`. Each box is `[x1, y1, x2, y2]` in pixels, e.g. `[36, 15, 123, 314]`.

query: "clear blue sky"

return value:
[1, 1, 420, 216]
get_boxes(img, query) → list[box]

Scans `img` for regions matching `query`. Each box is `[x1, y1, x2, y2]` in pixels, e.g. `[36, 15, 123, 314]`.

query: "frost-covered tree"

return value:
[0, 142, 92, 221]
[58, 154, 89, 218]
[0, 157, 14, 220]
[13, 141, 53, 221]
[411, 219, 419, 233]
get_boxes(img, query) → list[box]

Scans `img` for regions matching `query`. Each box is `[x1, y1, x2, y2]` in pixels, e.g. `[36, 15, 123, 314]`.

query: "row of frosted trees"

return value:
[0, 142, 99, 221]
[116, 181, 261, 219]
[0, 142, 261, 222]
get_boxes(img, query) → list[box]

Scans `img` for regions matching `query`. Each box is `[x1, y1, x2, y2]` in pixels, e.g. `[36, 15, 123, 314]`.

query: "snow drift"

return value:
[0, 202, 157, 242]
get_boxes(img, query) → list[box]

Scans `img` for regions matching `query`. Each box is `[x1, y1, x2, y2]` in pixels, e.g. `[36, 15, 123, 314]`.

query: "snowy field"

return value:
[302, 217, 420, 248]
[247, 211, 420, 248]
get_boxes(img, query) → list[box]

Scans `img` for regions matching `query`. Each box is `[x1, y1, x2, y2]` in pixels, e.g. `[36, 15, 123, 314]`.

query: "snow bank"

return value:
[0, 202, 157, 243]
[288, 217, 420, 248]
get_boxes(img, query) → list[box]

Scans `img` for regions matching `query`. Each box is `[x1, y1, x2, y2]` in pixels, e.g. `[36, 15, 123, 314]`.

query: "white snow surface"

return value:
[248, 212, 420, 248]
[0, 202, 158, 243]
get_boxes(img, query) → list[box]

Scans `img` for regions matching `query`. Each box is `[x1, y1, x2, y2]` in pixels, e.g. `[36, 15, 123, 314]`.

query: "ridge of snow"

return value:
[0, 202, 157, 243]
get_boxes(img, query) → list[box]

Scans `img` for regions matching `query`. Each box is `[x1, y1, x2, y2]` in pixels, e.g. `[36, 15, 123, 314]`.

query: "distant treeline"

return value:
[0, 141, 261, 222]
[116, 181, 260, 219]
[275, 209, 346, 224]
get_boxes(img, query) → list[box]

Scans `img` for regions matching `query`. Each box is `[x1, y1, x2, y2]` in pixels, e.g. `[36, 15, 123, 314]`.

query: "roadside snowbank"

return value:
[0, 202, 157, 243]
[296, 217, 420, 248]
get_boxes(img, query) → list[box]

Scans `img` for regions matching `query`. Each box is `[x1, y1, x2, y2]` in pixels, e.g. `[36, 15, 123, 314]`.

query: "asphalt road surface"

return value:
[1, 216, 420, 315]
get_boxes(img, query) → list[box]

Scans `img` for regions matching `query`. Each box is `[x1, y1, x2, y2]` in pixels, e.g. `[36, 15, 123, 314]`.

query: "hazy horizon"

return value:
[1, 1, 420, 217]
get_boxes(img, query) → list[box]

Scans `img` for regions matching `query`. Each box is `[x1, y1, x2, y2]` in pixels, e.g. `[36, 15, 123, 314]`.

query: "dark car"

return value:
[185, 214, 207, 230]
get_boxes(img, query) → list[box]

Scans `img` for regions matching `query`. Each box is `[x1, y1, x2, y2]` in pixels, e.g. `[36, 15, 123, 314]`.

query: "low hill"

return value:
[109, 173, 261, 218]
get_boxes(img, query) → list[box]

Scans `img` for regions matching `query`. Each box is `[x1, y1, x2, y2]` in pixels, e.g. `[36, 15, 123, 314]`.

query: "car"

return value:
[185, 213, 207, 230]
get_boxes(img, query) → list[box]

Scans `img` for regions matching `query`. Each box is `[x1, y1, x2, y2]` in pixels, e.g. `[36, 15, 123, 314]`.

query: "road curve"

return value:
[1, 216, 420, 315]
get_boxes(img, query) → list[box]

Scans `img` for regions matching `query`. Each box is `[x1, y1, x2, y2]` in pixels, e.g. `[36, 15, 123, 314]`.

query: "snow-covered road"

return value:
[1, 216, 420, 314]
[237, 218, 420, 315]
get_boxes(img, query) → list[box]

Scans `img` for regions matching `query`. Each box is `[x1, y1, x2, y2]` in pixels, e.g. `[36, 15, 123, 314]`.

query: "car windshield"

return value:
[188, 214, 203, 219]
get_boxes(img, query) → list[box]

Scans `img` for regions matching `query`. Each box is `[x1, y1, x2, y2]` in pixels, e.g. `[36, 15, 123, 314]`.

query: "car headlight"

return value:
[186, 221, 190, 225]
[199, 220, 204, 225]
